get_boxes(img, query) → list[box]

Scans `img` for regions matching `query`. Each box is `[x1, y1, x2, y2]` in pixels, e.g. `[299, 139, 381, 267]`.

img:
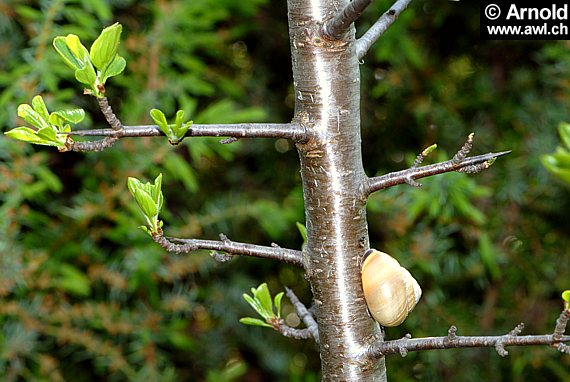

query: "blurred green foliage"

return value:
[1, 0, 569, 381]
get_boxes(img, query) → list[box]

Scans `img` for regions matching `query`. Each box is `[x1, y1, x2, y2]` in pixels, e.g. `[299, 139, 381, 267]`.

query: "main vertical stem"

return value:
[287, 0, 386, 380]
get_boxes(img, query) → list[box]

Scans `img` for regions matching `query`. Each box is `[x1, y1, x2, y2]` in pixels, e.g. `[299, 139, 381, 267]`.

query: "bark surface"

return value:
[287, 0, 386, 380]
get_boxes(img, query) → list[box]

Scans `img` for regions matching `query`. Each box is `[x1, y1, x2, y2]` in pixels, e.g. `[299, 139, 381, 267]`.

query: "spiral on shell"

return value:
[361, 249, 422, 327]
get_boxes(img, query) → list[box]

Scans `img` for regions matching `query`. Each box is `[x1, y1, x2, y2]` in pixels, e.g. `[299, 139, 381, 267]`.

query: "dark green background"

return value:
[1, 0, 569, 380]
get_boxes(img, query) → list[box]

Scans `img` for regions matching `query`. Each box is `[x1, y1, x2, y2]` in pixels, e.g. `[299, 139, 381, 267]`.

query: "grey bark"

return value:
[287, 0, 386, 380]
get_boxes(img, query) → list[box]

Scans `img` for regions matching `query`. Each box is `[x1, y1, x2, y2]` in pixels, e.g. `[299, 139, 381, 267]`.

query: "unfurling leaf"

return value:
[133, 188, 158, 219]
[53, 36, 84, 70]
[101, 55, 126, 83]
[127, 174, 164, 234]
[51, 109, 86, 124]
[90, 22, 122, 71]
[74, 64, 97, 87]
[241, 283, 284, 329]
[239, 317, 273, 328]
[18, 104, 50, 130]
[150, 109, 170, 136]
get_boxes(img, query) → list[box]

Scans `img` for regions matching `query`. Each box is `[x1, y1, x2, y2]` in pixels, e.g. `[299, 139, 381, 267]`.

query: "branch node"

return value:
[447, 325, 458, 340]
[210, 251, 233, 263]
[509, 322, 525, 336]
[494, 341, 509, 357]
[411, 143, 437, 169]
[452, 132, 475, 164]
[404, 176, 422, 188]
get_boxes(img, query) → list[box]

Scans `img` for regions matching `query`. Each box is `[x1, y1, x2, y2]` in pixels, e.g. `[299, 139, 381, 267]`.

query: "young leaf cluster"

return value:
[53, 22, 126, 97]
[240, 283, 284, 328]
[542, 122, 570, 185]
[150, 109, 193, 145]
[127, 174, 164, 236]
[4, 95, 84, 150]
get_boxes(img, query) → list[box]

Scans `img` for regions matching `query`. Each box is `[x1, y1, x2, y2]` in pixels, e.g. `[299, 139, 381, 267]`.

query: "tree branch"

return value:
[67, 97, 124, 152]
[64, 123, 306, 141]
[272, 318, 315, 340]
[363, 310, 570, 359]
[367, 133, 510, 195]
[151, 232, 304, 268]
[285, 286, 320, 344]
[356, 0, 413, 60]
[322, 0, 374, 40]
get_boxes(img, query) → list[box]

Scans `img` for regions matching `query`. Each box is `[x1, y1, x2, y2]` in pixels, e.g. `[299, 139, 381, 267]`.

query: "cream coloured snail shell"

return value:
[361, 249, 422, 327]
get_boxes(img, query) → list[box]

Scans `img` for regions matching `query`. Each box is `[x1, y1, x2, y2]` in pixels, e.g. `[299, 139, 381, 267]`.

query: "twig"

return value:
[356, 0, 414, 60]
[367, 133, 510, 194]
[68, 97, 124, 152]
[152, 232, 304, 268]
[272, 319, 314, 340]
[62, 123, 307, 142]
[322, 0, 374, 40]
[285, 287, 320, 344]
[363, 313, 570, 359]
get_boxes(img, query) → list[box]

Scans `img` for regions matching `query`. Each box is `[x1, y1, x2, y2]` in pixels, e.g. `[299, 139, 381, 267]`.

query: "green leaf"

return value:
[74, 63, 97, 87]
[274, 292, 284, 318]
[134, 188, 158, 219]
[239, 317, 272, 328]
[53, 36, 83, 70]
[150, 108, 171, 136]
[18, 103, 49, 130]
[36, 126, 57, 142]
[242, 293, 260, 312]
[559, 122, 570, 149]
[5, 127, 45, 144]
[31, 95, 49, 122]
[152, 173, 164, 211]
[100, 55, 126, 83]
[175, 110, 185, 130]
[127, 177, 143, 197]
[296, 222, 307, 250]
[51, 108, 85, 124]
[138, 225, 152, 236]
[65, 34, 90, 66]
[562, 290, 570, 303]
[254, 283, 273, 315]
[296, 222, 307, 241]
[90, 22, 122, 71]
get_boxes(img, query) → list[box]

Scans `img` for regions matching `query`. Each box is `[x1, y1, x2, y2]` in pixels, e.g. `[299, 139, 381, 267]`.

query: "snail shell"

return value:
[361, 249, 422, 327]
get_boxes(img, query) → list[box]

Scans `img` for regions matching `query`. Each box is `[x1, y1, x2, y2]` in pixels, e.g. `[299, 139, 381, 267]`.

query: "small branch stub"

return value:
[367, 133, 510, 195]
[285, 287, 320, 344]
[151, 232, 304, 268]
[364, 310, 570, 359]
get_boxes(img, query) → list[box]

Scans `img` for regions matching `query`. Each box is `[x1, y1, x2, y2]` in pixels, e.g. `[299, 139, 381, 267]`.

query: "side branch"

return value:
[367, 151, 511, 195]
[152, 232, 304, 268]
[65, 123, 307, 142]
[322, 0, 373, 40]
[67, 97, 124, 152]
[285, 287, 320, 344]
[356, 0, 413, 60]
[364, 312, 570, 359]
